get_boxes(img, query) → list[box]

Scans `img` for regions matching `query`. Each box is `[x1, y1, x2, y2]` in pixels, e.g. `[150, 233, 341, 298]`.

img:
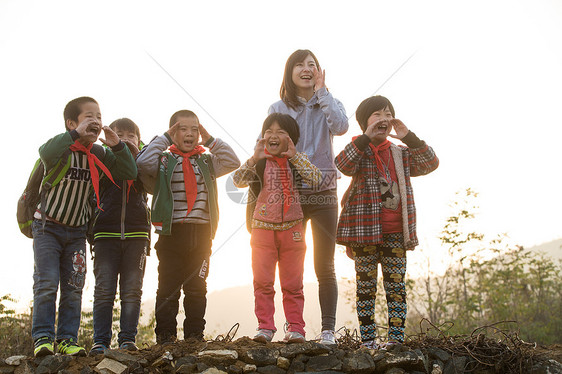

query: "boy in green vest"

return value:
[32, 97, 137, 357]
[136, 110, 240, 344]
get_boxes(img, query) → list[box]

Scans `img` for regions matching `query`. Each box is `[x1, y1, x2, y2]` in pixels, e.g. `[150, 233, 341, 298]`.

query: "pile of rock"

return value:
[1, 338, 560, 374]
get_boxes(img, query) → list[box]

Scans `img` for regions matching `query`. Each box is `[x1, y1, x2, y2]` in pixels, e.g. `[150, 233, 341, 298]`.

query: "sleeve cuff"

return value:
[204, 136, 216, 148]
[111, 141, 125, 152]
[69, 130, 80, 141]
[315, 87, 328, 99]
[354, 134, 371, 151]
[401, 131, 424, 148]
[164, 132, 173, 143]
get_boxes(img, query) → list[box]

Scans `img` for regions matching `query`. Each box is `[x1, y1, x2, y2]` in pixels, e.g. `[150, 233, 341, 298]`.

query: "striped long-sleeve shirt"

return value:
[170, 154, 210, 224]
[35, 130, 137, 227]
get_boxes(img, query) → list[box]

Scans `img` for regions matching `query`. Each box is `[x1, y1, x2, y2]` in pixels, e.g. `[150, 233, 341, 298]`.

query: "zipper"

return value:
[121, 180, 126, 240]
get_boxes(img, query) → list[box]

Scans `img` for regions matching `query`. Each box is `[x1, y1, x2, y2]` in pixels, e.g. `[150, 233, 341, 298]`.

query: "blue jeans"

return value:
[31, 219, 87, 342]
[92, 239, 147, 346]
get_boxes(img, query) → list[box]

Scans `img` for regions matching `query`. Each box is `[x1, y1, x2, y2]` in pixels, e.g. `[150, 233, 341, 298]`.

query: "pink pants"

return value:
[250, 223, 306, 336]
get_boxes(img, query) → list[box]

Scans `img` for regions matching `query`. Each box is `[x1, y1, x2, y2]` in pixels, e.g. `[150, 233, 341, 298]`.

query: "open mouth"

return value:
[300, 74, 312, 81]
[86, 124, 101, 136]
[268, 140, 280, 151]
[376, 122, 388, 132]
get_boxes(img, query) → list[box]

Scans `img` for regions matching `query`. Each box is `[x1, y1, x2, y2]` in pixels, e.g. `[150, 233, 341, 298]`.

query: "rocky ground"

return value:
[1, 337, 561, 374]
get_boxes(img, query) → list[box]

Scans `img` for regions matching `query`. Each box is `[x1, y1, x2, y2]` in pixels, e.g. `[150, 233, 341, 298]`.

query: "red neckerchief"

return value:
[126, 180, 135, 202]
[169, 144, 205, 217]
[353, 136, 392, 183]
[265, 149, 292, 215]
[69, 140, 118, 211]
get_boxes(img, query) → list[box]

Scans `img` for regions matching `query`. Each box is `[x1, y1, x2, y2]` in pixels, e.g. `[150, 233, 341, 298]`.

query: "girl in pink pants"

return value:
[233, 113, 321, 343]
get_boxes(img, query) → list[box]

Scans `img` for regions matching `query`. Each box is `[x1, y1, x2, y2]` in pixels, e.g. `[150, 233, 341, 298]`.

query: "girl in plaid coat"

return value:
[335, 95, 438, 347]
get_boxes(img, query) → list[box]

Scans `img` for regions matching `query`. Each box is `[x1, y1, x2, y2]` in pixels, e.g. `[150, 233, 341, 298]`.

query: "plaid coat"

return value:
[336, 134, 438, 249]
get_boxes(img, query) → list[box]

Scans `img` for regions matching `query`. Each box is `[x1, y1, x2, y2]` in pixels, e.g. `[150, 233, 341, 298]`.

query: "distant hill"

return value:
[527, 238, 562, 261]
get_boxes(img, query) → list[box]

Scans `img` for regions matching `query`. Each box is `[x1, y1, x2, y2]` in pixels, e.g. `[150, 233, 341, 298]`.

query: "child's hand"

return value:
[248, 138, 271, 166]
[364, 119, 388, 141]
[388, 119, 409, 140]
[313, 66, 326, 91]
[280, 136, 297, 159]
[198, 123, 211, 146]
[122, 139, 140, 157]
[75, 117, 101, 141]
[99, 126, 120, 147]
[167, 121, 180, 140]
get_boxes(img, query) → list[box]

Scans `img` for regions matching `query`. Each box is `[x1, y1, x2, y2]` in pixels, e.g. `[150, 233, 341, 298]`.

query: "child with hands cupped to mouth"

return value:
[233, 113, 322, 344]
[335, 95, 439, 349]
[136, 110, 240, 345]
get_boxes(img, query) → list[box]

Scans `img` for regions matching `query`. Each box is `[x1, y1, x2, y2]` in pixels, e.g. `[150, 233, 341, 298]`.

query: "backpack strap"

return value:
[39, 148, 72, 230]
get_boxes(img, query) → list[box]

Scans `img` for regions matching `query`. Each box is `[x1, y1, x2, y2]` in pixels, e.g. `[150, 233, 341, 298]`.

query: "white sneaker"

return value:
[319, 330, 337, 346]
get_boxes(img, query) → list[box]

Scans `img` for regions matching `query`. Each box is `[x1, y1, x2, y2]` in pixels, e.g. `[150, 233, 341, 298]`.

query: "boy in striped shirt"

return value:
[31, 97, 137, 357]
[136, 110, 240, 344]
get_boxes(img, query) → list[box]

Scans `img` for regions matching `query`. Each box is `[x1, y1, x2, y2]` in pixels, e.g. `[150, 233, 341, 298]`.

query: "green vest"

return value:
[151, 152, 218, 238]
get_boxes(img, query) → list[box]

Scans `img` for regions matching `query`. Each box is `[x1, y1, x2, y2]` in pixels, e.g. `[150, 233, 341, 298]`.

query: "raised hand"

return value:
[280, 136, 297, 158]
[99, 126, 120, 147]
[75, 117, 101, 139]
[364, 119, 389, 141]
[167, 121, 180, 140]
[122, 139, 140, 157]
[388, 119, 409, 140]
[198, 123, 212, 145]
[313, 66, 326, 91]
[248, 138, 271, 166]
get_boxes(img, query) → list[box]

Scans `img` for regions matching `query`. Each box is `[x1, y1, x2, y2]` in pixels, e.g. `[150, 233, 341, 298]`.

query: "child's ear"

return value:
[66, 119, 78, 131]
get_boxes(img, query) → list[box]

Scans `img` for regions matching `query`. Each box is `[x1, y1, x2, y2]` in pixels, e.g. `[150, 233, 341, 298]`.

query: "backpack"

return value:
[17, 149, 72, 238]
[17, 145, 105, 238]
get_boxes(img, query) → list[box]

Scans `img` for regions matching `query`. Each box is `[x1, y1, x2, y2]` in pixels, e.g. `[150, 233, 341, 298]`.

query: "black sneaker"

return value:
[89, 343, 107, 356]
[119, 341, 138, 351]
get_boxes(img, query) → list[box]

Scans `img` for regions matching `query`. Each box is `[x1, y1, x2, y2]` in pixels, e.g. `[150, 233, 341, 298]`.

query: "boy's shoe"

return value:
[57, 338, 86, 356]
[253, 329, 275, 343]
[283, 331, 305, 344]
[34, 337, 54, 357]
[319, 330, 337, 346]
[156, 334, 177, 347]
[88, 343, 107, 356]
[119, 341, 138, 351]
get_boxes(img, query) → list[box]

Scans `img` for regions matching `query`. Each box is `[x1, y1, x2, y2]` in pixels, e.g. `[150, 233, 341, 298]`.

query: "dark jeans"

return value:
[92, 239, 147, 346]
[31, 219, 87, 342]
[154, 223, 212, 340]
[300, 189, 339, 331]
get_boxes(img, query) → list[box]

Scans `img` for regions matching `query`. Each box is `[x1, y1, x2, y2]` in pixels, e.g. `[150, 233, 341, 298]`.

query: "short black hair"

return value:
[355, 95, 395, 131]
[63, 96, 98, 130]
[261, 113, 300, 145]
[169, 110, 198, 128]
[109, 118, 141, 142]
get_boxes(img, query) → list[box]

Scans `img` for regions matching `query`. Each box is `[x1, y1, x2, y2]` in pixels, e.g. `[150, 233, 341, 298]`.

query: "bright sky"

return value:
[1, 0, 561, 309]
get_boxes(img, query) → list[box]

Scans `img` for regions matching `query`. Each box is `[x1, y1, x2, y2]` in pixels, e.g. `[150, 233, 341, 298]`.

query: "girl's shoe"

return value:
[253, 329, 275, 343]
[318, 330, 337, 346]
[283, 331, 305, 344]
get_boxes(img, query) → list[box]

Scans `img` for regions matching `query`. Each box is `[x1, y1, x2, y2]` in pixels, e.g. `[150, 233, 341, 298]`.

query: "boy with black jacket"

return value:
[89, 118, 151, 355]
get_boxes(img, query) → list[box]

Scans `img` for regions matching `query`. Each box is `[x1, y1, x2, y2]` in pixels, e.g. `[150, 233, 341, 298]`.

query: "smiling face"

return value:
[67, 102, 102, 144]
[263, 121, 289, 157]
[173, 115, 200, 152]
[291, 54, 317, 96]
[367, 106, 394, 143]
